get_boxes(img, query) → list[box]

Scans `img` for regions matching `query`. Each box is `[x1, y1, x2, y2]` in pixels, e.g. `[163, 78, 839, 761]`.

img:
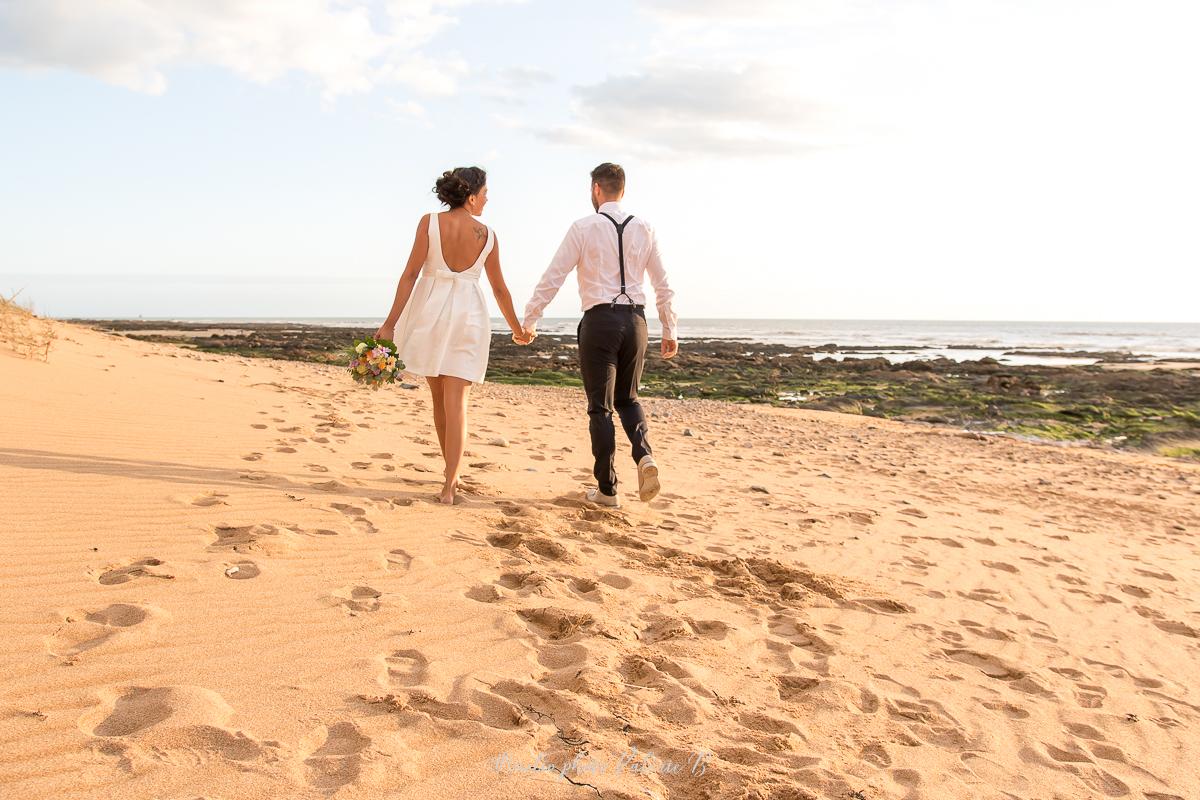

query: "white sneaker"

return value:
[586, 488, 621, 508]
[637, 455, 660, 502]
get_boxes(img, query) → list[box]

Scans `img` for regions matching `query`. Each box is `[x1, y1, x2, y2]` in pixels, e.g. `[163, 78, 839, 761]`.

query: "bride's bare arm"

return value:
[376, 215, 431, 339]
[483, 236, 531, 343]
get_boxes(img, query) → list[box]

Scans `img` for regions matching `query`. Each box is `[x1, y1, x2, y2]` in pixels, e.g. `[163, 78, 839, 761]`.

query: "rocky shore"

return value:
[72, 319, 1200, 457]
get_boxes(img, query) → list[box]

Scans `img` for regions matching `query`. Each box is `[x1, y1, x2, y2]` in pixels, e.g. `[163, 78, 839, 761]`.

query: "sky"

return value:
[1, 0, 1198, 323]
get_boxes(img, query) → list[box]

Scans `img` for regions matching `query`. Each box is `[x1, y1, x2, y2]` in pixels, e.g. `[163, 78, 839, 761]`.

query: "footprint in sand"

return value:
[209, 523, 294, 553]
[943, 648, 1032, 683]
[241, 452, 263, 461]
[570, 577, 601, 597]
[306, 464, 330, 473]
[331, 503, 378, 534]
[496, 571, 551, 595]
[598, 573, 633, 590]
[1134, 567, 1176, 582]
[187, 491, 228, 507]
[223, 560, 260, 580]
[1153, 619, 1200, 638]
[96, 558, 173, 586]
[385, 549, 412, 573]
[303, 722, 377, 791]
[774, 674, 820, 700]
[381, 648, 428, 687]
[81, 685, 269, 763]
[328, 585, 383, 614]
[251, 423, 268, 429]
[47, 603, 158, 656]
[466, 584, 502, 602]
[517, 607, 595, 641]
[495, 502, 526, 517]
[307, 527, 339, 537]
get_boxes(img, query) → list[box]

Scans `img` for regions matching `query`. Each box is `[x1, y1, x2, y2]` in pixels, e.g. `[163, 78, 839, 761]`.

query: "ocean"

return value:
[139, 317, 1200, 367]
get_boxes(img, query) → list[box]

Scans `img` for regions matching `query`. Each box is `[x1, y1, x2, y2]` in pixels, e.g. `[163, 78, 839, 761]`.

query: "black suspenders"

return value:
[599, 211, 635, 308]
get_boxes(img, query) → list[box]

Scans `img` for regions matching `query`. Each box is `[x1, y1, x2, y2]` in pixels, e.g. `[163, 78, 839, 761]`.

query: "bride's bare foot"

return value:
[438, 479, 457, 505]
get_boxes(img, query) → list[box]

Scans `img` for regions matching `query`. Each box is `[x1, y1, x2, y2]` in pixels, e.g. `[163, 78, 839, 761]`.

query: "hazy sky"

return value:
[1, 0, 1197, 322]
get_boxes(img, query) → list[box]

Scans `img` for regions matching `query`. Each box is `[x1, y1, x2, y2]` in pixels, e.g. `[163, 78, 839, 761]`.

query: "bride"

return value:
[375, 166, 532, 504]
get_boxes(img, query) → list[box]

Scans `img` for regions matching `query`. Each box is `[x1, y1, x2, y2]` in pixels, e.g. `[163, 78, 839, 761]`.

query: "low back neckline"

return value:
[432, 212, 491, 274]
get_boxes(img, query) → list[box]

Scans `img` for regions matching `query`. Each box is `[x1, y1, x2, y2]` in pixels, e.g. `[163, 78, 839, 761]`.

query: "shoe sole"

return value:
[587, 492, 620, 509]
[638, 462, 660, 502]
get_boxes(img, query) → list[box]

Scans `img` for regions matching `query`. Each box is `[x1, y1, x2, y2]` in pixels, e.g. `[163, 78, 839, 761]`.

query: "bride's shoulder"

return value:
[410, 213, 434, 241]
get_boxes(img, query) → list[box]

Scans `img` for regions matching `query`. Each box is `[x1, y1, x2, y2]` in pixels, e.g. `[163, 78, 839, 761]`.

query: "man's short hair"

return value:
[590, 162, 625, 195]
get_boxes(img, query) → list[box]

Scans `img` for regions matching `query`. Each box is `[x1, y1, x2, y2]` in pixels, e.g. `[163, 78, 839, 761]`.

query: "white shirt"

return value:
[523, 201, 678, 340]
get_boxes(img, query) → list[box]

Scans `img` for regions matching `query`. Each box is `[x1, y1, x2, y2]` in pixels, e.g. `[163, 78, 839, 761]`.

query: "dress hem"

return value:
[402, 368, 486, 384]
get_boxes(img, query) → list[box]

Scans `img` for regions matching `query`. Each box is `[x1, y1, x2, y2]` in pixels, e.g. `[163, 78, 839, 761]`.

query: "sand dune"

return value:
[1, 321, 1198, 799]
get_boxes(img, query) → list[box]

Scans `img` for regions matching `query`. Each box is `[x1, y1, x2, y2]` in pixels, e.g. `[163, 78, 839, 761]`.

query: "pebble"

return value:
[488, 437, 509, 447]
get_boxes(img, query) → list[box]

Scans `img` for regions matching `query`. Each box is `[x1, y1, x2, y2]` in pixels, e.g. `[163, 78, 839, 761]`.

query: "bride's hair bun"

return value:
[434, 166, 486, 208]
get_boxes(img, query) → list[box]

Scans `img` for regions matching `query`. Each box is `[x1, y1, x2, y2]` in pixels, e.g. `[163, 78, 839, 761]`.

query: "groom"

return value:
[523, 163, 678, 507]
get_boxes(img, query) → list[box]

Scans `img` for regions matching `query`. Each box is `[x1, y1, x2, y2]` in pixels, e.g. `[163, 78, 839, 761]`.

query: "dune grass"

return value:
[0, 291, 57, 361]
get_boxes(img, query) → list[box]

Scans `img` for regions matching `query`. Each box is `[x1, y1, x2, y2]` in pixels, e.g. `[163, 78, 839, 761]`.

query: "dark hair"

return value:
[590, 162, 625, 195]
[434, 166, 486, 208]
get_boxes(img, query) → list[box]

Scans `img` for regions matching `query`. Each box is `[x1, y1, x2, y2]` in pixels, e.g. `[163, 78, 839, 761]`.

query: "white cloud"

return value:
[534, 64, 836, 158]
[0, 0, 512, 97]
[497, 65, 554, 88]
[473, 64, 555, 106]
[386, 96, 433, 127]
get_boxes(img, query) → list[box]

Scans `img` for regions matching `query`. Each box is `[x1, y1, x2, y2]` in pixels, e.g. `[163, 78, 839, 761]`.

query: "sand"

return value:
[1, 321, 1197, 800]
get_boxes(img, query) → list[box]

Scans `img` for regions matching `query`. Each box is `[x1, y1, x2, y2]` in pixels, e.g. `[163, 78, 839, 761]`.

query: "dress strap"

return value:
[428, 212, 445, 267]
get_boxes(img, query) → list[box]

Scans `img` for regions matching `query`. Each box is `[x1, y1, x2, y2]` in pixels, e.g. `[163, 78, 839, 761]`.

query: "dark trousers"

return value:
[577, 305, 653, 495]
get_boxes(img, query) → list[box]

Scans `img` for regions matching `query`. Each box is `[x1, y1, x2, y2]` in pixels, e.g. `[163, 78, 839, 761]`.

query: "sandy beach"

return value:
[2, 320, 1198, 800]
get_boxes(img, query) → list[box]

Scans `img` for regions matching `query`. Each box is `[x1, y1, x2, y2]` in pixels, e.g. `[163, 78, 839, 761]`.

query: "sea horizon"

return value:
[65, 316, 1200, 367]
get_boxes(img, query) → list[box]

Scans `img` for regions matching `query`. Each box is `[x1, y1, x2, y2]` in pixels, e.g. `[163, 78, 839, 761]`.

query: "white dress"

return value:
[395, 212, 494, 383]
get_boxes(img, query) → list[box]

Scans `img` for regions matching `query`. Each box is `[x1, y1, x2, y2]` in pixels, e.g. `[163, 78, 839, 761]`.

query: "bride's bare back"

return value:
[436, 209, 490, 272]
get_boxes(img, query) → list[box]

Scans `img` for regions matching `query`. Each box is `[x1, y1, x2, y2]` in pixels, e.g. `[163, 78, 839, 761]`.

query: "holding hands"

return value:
[512, 325, 536, 345]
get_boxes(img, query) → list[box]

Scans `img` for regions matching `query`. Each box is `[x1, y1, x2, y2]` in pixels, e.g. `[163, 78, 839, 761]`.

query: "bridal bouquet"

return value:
[344, 336, 401, 389]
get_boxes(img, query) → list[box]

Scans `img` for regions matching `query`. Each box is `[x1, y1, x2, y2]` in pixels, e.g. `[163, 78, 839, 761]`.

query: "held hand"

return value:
[512, 327, 536, 345]
[375, 323, 394, 341]
[661, 338, 679, 360]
